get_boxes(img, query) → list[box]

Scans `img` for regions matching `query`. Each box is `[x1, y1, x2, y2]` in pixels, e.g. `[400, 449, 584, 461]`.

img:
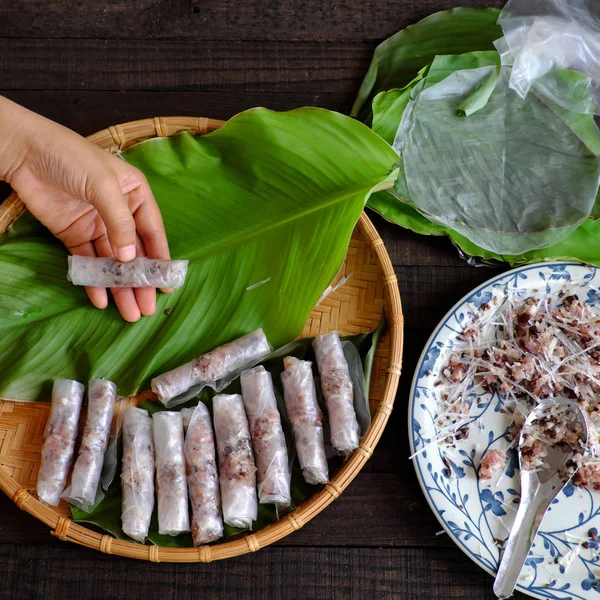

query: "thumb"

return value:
[85, 169, 137, 261]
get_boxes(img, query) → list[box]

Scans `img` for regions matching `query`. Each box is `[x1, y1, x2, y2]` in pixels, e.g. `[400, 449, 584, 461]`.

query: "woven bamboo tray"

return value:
[0, 116, 403, 562]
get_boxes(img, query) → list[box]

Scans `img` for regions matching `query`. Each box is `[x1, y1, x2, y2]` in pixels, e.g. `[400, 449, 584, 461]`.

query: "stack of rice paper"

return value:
[352, 4, 600, 266]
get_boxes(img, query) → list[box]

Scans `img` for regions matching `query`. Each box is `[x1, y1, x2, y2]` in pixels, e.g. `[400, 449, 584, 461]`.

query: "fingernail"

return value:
[117, 244, 136, 262]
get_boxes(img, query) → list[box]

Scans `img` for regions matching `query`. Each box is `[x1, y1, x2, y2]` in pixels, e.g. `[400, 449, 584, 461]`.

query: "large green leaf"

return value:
[72, 326, 383, 547]
[351, 7, 502, 123]
[0, 108, 397, 400]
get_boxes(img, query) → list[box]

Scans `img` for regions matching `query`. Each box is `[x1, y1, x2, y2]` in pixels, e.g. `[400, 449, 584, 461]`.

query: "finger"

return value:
[94, 235, 141, 322]
[67, 240, 108, 310]
[126, 173, 174, 294]
[85, 169, 137, 262]
[133, 234, 156, 317]
[110, 288, 142, 323]
[124, 173, 171, 260]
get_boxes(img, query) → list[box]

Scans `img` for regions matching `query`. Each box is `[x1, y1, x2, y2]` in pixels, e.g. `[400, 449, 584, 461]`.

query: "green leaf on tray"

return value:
[71, 323, 385, 547]
[0, 108, 397, 400]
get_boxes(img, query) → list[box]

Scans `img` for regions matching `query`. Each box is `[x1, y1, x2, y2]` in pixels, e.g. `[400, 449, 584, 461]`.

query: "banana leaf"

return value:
[71, 325, 384, 547]
[0, 108, 397, 400]
[351, 7, 502, 123]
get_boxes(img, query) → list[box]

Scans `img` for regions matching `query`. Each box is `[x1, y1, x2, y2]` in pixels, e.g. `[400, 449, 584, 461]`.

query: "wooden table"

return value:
[0, 1, 532, 598]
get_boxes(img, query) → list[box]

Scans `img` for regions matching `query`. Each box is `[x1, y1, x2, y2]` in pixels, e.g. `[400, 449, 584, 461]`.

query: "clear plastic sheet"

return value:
[212, 394, 258, 530]
[152, 411, 190, 536]
[181, 404, 223, 545]
[281, 357, 329, 485]
[37, 379, 85, 506]
[151, 329, 272, 406]
[121, 407, 155, 543]
[67, 256, 189, 288]
[498, 0, 600, 114]
[313, 332, 360, 456]
[397, 67, 600, 254]
[62, 379, 117, 510]
[240, 366, 291, 509]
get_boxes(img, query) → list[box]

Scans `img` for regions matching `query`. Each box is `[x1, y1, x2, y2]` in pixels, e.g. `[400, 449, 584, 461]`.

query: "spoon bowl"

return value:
[493, 397, 589, 599]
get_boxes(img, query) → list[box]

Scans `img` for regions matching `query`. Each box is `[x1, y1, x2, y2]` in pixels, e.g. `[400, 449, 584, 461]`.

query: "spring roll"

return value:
[68, 255, 188, 288]
[241, 366, 291, 509]
[37, 379, 85, 506]
[121, 407, 155, 543]
[153, 411, 190, 536]
[281, 357, 329, 485]
[62, 379, 117, 509]
[182, 404, 224, 545]
[151, 329, 271, 405]
[213, 394, 258, 529]
[313, 331, 360, 455]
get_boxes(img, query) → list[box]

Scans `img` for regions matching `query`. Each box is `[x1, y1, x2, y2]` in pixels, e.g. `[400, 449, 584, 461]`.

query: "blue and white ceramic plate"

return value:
[410, 262, 600, 600]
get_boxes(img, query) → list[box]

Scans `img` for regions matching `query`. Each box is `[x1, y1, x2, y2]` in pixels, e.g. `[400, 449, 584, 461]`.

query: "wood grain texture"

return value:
[0, 544, 526, 600]
[0, 0, 504, 41]
[0, 39, 372, 92]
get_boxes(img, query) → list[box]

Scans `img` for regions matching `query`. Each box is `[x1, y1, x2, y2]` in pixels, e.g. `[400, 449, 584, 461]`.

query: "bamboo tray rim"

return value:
[0, 115, 404, 562]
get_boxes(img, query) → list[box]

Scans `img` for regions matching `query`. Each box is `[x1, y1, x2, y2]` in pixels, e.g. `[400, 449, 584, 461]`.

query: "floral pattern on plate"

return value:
[409, 263, 600, 600]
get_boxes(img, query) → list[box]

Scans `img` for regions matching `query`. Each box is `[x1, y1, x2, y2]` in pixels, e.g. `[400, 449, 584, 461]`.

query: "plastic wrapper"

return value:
[281, 357, 329, 485]
[212, 394, 258, 529]
[181, 404, 224, 545]
[62, 379, 117, 510]
[498, 0, 600, 114]
[240, 366, 291, 509]
[153, 411, 190, 536]
[396, 66, 600, 255]
[121, 407, 155, 543]
[151, 329, 272, 406]
[37, 379, 85, 506]
[313, 331, 360, 456]
[67, 255, 189, 288]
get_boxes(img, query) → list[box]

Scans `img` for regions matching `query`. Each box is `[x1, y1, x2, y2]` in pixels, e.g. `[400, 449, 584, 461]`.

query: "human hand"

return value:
[0, 97, 170, 322]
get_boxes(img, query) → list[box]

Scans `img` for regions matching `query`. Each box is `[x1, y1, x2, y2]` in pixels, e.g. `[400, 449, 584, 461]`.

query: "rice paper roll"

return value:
[241, 366, 291, 509]
[313, 331, 360, 455]
[151, 329, 271, 405]
[153, 411, 190, 536]
[37, 379, 85, 506]
[68, 255, 188, 288]
[62, 379, 117, 509]
[182, 404, 224, 545]
[281, 357, 329, 485]
[213, 394, 258, 529]
[121, 407, 155, 543]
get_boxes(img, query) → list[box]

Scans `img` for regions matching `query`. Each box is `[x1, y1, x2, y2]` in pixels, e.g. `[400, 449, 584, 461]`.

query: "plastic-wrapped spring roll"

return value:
[151, 329, 271, 405]
[68, 256, 188, 288]
[62, 379, 117, 509]
[37, 379, 85, 506]
[240, 366, 291, 509]
[181, 405, 224, 545]
[281, 357, 329, 485]
[121, 407, 155, 543]
[313, 331, 360, 455]
[213, 394, 258, 529]
[153, 411, 190, 536]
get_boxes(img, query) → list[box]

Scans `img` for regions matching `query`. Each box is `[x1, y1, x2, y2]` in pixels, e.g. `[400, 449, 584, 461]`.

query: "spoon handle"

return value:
[493, 481, 553, 599]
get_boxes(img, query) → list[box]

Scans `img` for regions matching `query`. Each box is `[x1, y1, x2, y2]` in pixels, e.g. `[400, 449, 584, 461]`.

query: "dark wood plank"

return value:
[0, 544, 524, 600]
[0, 39, 372, 93]
[0, 90, 356, 135]
[0, 0, 504, 41]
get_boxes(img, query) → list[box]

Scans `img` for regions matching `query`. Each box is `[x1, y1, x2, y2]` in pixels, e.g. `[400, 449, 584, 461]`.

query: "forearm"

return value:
[0, 96, 45, 183]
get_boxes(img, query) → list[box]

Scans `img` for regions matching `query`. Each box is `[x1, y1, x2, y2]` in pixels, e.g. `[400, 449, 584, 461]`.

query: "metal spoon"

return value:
[493, 397, 589, 599]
